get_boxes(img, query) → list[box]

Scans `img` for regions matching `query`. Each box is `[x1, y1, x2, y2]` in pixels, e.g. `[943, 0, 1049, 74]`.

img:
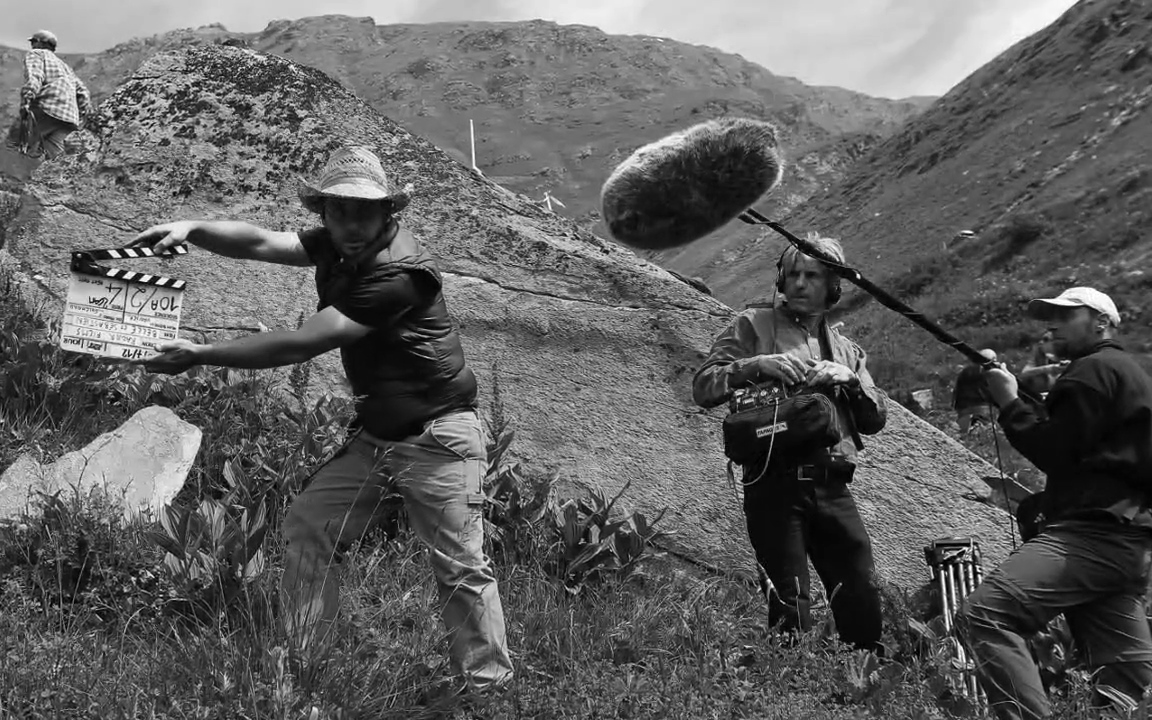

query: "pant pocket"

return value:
[426, 413, 483, 461]
[467, 491, 487, 508]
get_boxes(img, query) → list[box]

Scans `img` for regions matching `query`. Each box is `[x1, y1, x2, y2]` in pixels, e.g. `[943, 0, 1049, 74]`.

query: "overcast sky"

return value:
[1, 0, 1078, 99]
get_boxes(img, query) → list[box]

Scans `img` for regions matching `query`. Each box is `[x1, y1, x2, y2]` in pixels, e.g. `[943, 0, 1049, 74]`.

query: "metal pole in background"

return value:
[470, 118, 479, 173]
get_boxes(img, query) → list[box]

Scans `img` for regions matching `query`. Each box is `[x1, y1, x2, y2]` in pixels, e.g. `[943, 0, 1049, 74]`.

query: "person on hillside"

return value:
[692, 235, 889, 653]
[129, 146, 513, 693]
[955, 287, 1152, 719]
[7, 30, 91, 159]
[1018, 330, 1065, 401]
[952, 348, 997, 433]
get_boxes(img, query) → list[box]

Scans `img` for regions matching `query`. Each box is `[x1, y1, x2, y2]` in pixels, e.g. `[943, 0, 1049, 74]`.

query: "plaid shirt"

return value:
[21, 49, 91, 126]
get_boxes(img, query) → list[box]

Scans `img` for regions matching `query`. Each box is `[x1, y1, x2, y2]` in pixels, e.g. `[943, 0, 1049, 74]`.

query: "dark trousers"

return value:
[31, 109, 75, 160]
[955, 520, 1152, 720]
[4, 109, 74, 159]
[742, 465, 883, 651]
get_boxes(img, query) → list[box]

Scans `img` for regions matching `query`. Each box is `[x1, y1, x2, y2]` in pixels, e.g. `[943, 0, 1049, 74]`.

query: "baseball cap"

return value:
[1027, 287, 1120, 326]
[28, 30, 58, 46]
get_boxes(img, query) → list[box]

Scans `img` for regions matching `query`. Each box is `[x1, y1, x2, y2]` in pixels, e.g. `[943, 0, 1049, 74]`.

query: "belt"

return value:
[355, 407, 478, 443]
[772, 463, 851, 483]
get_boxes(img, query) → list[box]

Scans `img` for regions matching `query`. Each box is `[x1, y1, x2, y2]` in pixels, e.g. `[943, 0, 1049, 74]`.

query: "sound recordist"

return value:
[692, 235, 888, 652]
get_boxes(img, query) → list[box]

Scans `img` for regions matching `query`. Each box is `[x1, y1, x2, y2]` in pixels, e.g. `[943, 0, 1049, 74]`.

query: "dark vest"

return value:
[312, 225, 478, 440]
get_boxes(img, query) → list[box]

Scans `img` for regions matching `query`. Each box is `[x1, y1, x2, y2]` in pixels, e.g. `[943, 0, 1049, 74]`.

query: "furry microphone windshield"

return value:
[600, 117, 783, 250]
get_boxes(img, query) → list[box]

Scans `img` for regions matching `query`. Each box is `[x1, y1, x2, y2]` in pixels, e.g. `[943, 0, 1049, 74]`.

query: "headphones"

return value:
[775, 247, 842, 307]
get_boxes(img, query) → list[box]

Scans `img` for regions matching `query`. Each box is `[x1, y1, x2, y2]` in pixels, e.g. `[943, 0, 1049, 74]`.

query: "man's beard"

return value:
[336, 234, 370, 254]
[333, 229, 380, 258]
[331, 219, 398, 268]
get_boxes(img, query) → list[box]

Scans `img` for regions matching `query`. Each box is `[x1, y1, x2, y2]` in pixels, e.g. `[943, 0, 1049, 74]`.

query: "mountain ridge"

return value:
[769, 0, 1152, 394]
[0, 15, 932, 305]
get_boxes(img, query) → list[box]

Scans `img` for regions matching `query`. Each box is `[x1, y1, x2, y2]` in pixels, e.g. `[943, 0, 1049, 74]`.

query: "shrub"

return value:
[482, 419, 559, 564]
[830, 254, 959, 320]
[1003, 214, 1051, 248]
[481, 374, 669, 592]
[983, 213, 1053, 271]
[938, 289, 1033, 328]
[149, 495, 268, 623]
[0, 190, 20, 245]
[888, 254, 961, 301]
[548, 479, 668, 594]
[0, 487, 166, 621]
[0, 308, 135, 470]
[115, 363, 355, 527]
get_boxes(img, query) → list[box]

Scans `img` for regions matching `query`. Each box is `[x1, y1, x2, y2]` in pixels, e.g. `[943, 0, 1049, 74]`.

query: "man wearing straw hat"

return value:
[955, 287, 1152, 719]
[131, 145, 514, 692]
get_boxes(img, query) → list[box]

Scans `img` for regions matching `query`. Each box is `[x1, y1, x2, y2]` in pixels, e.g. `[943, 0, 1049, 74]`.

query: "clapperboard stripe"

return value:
[71, 245, 189, 290]
[100, 246, 186, 260]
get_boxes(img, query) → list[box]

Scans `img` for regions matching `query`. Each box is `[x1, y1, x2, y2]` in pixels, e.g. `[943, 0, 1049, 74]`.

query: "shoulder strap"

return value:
[838, 386, 865, 451]
[823, 322, 865, 451]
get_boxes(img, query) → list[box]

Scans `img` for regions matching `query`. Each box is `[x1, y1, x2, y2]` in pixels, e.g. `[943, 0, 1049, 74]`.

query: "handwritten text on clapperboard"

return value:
[61, 273, 184, 360]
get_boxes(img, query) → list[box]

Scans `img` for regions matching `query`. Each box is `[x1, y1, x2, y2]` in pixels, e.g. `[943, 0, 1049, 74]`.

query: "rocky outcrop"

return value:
[1, 45, 1016, 589]
[0, 17, 931, 311]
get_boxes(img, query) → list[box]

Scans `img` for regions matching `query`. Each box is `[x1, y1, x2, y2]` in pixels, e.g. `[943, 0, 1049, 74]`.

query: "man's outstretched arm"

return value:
[135, 270, 424, 375]
[131, 220, 313, 266]
[136, 306, 372, 374]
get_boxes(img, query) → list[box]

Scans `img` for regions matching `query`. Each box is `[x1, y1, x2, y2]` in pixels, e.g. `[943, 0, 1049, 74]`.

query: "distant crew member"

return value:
[8, 30, 91, 159]
[953, 348, 997, 433]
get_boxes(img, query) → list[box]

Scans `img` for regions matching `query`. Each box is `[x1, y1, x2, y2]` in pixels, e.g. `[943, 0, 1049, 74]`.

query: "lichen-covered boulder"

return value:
[1, 45, 1017, 589]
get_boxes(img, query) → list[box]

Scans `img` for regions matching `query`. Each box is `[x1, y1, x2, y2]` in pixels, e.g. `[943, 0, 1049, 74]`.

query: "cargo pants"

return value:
[955, 520, 1152, 719]
[280, 408, 514, 689]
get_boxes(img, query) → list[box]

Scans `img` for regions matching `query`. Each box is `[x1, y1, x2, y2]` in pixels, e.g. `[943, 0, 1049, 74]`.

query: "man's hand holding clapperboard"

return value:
[125, 221, 257, 376]
[59, 236, 190, 366]
[126, 225, 199, 374]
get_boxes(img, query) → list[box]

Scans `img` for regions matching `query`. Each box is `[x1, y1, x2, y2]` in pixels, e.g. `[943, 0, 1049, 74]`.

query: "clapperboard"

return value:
[60, 245, 189, 361]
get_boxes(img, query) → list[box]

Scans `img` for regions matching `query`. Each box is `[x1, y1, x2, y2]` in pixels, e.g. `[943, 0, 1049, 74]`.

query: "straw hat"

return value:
[298, 146, 411, 215]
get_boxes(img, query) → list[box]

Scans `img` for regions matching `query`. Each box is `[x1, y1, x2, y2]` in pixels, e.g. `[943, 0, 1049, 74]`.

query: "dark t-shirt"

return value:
[952, 365, 989, 412]
[297, 225, 478, 439]
[298, 225, 425, 327]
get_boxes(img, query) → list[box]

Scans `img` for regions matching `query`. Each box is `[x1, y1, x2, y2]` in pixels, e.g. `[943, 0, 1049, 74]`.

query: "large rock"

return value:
[0, 454, 44, 521]
[0, 405, 201, 521]
[0, 45, 1019, 589]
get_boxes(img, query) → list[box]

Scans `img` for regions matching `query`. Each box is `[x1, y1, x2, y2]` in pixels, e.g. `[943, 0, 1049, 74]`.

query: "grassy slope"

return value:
[776, 0, 1152, 396]
[706, 0, 1152, 496]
